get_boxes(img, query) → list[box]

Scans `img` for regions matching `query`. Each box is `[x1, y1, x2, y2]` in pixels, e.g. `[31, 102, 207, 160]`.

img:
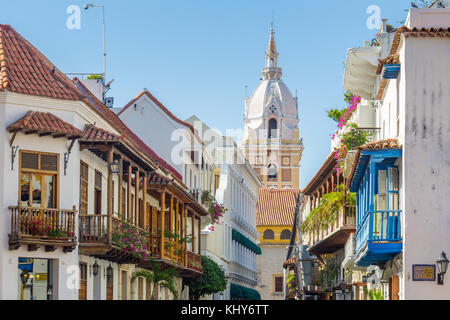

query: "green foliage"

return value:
[326, 108, 347, 123]
[341, 123, 373, 151]
[326, 91, 354, 123]
[87, 74, 104, 81]
[302, 184, 356, 234]
[317, 259, 339, 289]
[285, 273, 297, 291]
[184, 255, 228, 300]
[131, 259, 179, 300]
[364, 287, 385, 300]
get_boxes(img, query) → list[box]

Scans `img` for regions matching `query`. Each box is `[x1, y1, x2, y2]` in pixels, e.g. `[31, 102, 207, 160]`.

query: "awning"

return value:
[232, 229, 262, 255]
[343, 46, 381, 100]
[230, 283, 261, 300]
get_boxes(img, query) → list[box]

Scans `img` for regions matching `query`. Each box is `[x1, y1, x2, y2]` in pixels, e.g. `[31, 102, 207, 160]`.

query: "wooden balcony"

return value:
[308, 206, 356, 256]
[78, 215, 141, 264]
[8, 205, 77, 252]
[355, 210, 402, 267]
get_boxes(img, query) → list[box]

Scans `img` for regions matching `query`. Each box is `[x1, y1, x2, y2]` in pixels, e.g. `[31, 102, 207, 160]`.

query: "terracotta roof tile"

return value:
[256, 189, 301, 226]
[0, 25, 83, 100]
[376, 26, 450, 100]
[7, 110, 82, 139]
[80, 124, 121, 143]
[75, 80, 183, 181]
[347, 139, 401, 187]
[302, 151, 337, 195]
[148, 172, 171, 185]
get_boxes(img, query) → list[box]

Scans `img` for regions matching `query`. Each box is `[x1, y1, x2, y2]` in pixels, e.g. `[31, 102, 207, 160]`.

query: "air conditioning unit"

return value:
[104, 97, 114, 108]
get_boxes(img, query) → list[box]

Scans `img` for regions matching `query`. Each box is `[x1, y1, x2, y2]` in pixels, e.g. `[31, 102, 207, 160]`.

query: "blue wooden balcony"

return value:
[355, 210, 402, 267]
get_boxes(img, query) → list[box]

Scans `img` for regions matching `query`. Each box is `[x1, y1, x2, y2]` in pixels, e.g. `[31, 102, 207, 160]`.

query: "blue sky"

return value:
[1, 0, 413, 188]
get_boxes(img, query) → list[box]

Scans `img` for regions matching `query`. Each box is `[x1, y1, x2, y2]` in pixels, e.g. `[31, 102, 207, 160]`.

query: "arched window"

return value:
[268, 164, 277, 180]
[268, 118, 277, 138]
[263, 229, 275, 240]
[280, 229, 291, 240]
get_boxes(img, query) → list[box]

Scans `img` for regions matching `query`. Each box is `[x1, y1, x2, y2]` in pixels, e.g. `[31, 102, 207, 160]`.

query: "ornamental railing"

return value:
[355, 210, 402, 254]
[348, 128, 381, 150]
[9, 205, 77, 240]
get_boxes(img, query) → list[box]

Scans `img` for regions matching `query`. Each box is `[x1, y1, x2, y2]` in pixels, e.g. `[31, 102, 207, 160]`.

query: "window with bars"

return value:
[274, 276, 283, 293]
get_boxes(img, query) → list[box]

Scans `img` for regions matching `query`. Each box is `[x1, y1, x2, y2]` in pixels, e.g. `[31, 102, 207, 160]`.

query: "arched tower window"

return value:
[280, 229, 291, 240]
[268, 118, 277, 138]
[263, 229, 275, 240]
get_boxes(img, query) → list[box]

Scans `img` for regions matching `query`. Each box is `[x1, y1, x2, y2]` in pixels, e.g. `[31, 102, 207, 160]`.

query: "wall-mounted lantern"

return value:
[91, 260, 100, 277]
[110, 159, 120, 174]
[437, 251, 449, 285]
[106, 264, 113, 280]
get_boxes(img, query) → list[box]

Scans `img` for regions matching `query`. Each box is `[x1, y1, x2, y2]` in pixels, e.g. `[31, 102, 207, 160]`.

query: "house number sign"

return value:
[412, 265, 436, 281]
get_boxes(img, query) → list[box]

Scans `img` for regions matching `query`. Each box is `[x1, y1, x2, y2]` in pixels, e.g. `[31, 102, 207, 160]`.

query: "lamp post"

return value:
[84, 3, 106, 99]
[437, 251, 449, 285]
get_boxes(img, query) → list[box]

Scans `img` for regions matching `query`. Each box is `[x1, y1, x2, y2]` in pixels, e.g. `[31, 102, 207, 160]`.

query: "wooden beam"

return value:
[118, 157, 123, 218]
[197, 216, 201, 255]
[170, 195, 174, 261]
[175, 200, 179, 263]
[143, 173, 148, 229]
[107, 150, 114, 245]
[183, 205, 187, 267]
[135, 170, 140, 226]
[127, 163, 132, 222]
[160, 192, 166, 259]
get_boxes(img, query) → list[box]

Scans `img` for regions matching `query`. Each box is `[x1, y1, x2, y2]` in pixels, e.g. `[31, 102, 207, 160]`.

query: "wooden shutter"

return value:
[146, 279, 151, 300]
[106, 272, 113, 301]
[21, 152, 38, 170]
[138, 278, 144, 300]
[80, 162, 89, 215]
[78, 263, 87, 300]
[275, 276, 283, 292]
[41, 154, 58, 171]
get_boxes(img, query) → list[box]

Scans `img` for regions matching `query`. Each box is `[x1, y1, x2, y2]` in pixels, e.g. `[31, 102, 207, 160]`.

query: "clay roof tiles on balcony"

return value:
[347, 139, 401, 188]
[7, 110, 83, 139]
[80, 124, 121, 143]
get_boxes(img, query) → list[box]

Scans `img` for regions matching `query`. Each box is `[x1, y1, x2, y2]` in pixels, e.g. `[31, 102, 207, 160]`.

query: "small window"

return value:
[21, 153, 39, 170]
[274, 276, 283, 293]
[263, 229, 275, 240]
[268, 118, 278, 138]
[280, 229, 291, 240]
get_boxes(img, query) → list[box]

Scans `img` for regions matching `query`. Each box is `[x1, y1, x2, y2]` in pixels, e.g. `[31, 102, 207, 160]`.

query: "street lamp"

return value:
[84, 3, 107, 99]
[437, 251, 449, 285]
[20, 269, 31, 285]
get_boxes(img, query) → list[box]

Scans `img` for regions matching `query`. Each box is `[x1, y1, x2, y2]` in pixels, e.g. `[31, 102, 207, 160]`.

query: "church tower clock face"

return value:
[242, 25, 304, 190]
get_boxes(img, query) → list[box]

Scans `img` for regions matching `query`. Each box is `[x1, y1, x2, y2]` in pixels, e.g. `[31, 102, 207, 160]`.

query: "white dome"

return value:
[246, 79, 298, 120]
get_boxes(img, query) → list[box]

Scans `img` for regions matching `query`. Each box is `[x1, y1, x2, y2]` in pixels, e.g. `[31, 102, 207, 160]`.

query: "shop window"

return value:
[18, 258, 54, 300]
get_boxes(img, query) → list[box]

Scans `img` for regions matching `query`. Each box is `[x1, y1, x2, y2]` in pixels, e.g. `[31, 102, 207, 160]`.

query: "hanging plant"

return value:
[201, 191, 227, 231]
[112, 217, 151, 261]
[301, 184, 356, 234]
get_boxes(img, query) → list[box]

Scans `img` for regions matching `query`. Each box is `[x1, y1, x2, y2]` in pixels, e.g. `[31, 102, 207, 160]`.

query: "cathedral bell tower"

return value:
[242, 25, 303, 189]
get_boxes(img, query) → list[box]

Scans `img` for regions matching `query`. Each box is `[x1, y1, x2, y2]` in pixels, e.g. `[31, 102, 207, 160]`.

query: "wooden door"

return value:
[106, 273, 113, 300]
[78, 263, 87, 300]
[138, 278, 144, 300]
[389, 276, 399, 300]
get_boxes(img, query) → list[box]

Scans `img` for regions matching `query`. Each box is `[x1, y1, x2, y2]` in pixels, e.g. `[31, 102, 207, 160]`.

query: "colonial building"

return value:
[242, 25, 303, 190]
[256, 189, 300, 300]
[344, 8, 450, 300]
[185, 116, 262, 300]
[0, 24, 207, 300]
